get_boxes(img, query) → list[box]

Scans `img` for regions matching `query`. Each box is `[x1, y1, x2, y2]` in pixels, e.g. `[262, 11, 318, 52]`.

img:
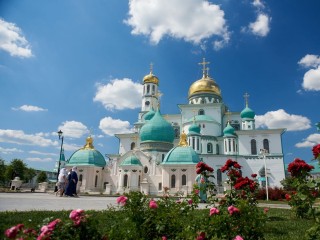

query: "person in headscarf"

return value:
[56, 168, 67, 197]
[65, 166, 79, 197]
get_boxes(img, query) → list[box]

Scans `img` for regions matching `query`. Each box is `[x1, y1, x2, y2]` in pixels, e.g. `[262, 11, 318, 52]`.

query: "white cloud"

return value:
[301, 66, 320, 91]
[249, 13, 270, 37]
[298, 55, 320, 91]
[255, 109, 311, 131]
[0, 146, 23, 154]
[26, 157, 53, 162]
[29, 150, 57, 156]
[58, 121, 88, 138]
[99, 117, 133, 136]
[0, 129, 58, 147]
[94, 78, 142, 110]
[63, 143, 82, 151]
[0, 18, 33, 58]
[12, 105, 47, 112]
[125, 0, 230, 48]
[298, 54, 320, 68]
[295, 133, 320, 148]
[252, 0, 265, 8]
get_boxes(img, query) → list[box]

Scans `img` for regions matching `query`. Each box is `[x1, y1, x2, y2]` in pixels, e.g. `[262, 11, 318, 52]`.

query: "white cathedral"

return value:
[62, 59, 286, 195]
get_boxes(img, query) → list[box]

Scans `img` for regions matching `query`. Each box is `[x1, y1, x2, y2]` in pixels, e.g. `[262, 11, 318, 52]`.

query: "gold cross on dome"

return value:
[198, 58, 210, 77]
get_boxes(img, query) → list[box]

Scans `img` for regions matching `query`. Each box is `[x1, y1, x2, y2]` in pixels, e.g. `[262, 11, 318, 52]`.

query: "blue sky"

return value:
[0, 0, 319, 171]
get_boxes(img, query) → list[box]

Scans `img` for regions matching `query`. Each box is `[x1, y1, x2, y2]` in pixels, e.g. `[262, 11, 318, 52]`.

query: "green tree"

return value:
[24, 168, 37, 183]
[4, 159, 27, 181]
[0, 159, 7, 185]
[37, 171, 48, 183]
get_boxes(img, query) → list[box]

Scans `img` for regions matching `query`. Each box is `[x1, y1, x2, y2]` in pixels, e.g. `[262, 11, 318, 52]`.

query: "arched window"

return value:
[182, 174, 187, 186]
[123, 174, 128, 187]
[263, 139, 270, 153]
[251, 139, 257, 155]
[171, 175, 176, 188]
[217, 169, 222, 186]
[79, 174, 83, 182]
[198, 109, 205, 115]
[146, 85, 150, 94]
[207, 143, 213, 153]
[130, 142, 135, 150]
[144, 166, 148, 174]
[95, 175, 98, 187]
[216, 144, 219, 155]
[152, 85, 155, 94]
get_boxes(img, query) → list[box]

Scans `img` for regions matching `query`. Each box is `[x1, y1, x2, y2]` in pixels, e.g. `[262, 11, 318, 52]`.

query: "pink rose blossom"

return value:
[162, 236, 168, 240]
[228, 206, 240, 215]
[209, 207, 220, 216]
[234, 235, 244, 240]
[196, 232, 206, 240]
[47, 219, 61, 230]
[149, 200, 158, 209]
[188, 199, 193, 205]
[264, 208, 269, 214]
[116, 195, 128, 205]
[5, 226, 19, 239]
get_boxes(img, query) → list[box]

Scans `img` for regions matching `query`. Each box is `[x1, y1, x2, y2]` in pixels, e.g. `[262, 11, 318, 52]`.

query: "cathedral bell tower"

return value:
[139, 63, 160, 122]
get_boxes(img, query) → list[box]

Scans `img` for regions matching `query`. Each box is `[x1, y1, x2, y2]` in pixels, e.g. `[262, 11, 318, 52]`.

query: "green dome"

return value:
[140, 110, 175, 143]
[67, 137, 106, 167]
[188, 123, 201, 135]
[223, 122, 235, 137]
[162, 146, 200, 165]
[144, 109, 155, 121]
[240, 107, 255, 119]
[120, 155, 142, 166]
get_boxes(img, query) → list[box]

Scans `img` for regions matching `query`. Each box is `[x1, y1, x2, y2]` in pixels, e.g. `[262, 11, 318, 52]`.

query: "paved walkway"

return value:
[0, 192, 290, 212]
[0, 192, 119, 212]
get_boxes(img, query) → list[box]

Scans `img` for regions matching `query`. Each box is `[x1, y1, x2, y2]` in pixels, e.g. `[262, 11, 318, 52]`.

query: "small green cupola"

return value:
[66, 136, 106, 167]
[240, 93, 255, 119]
[241, 93, 256, 130]
[162, 132, 200, 165]
[120, 155, 142, 166]
[188, 123, 201, 135]
[223, 122, 235, 137]
[240, 107, 255, 119]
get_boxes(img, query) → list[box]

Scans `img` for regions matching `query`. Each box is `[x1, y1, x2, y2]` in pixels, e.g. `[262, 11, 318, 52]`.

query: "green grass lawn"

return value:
[0, 208, 315, 240]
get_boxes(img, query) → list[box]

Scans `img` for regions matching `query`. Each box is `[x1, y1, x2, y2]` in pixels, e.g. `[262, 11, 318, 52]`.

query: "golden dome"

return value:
[143, 73, 159, 85]
[188, 75, 221, 98]
[143, 62, 159, 85]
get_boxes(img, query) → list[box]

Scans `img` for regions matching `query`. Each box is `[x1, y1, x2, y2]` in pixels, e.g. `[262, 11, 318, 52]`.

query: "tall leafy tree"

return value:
[37, 171, 48, 183]
[0, 159, 6, 185]
[5, 159, 27, 181]
[24, 168, 37, 183]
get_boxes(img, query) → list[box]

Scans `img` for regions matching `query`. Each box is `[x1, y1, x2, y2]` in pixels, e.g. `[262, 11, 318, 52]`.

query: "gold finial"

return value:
[243, 92, 250, 107]
[199, 58, 210, 78]
[178, 131, 188, 147]
[83, 136, 94, 149]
